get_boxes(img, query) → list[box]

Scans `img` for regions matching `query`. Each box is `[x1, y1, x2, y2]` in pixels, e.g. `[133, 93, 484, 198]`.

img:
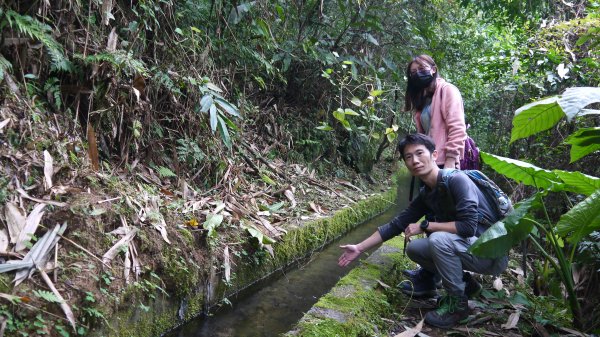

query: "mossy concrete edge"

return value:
[283, 233, 412, 336]
[96, 168, 406, 337]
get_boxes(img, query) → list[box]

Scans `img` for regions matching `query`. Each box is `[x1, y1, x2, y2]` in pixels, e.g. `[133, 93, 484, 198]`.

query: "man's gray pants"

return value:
[406, 232, 508, 296]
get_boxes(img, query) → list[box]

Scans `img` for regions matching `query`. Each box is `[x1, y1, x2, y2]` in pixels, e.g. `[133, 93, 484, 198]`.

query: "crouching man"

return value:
[338, 133, 508, 329]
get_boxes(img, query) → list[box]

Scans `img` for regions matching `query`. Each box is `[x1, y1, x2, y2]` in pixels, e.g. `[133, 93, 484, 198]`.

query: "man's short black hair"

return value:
[397, 133, 436, 159]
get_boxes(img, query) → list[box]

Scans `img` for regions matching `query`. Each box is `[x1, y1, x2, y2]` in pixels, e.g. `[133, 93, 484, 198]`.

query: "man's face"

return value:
[402, 144, 437, 177]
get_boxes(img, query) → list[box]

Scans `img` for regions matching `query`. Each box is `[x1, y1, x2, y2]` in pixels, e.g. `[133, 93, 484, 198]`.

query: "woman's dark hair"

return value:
[397, 133, 436, 159]
[404, 54, 439, 111]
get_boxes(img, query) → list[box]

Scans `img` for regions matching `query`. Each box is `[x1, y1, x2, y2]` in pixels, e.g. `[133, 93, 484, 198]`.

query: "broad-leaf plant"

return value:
[469, 87, 600, 329]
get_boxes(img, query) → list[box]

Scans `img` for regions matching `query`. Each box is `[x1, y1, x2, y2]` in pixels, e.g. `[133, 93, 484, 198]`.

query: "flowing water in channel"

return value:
[165, 180, 410, 337]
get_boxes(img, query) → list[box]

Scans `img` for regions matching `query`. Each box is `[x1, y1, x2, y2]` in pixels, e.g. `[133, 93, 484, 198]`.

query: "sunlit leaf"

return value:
[369, 89, 384, 97]
[316, 123, 333, 131]
[343, 108, 360, 116]
[481, 152, 560, 190]
[559, 87, 600, 121]
[350, 97, 362, 107]
[564, 127, 600, 163]
[553, 169, 600, 196]
[555, 190, 600, 244]
[215, 97, 241, 118]
[333, 108, 346, 122]
[511, 96, 563, 143]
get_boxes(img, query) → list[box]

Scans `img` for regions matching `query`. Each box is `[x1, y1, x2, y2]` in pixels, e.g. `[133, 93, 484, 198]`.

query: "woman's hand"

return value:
[444, 157, 459, 169]
[338, 244, 361, 267]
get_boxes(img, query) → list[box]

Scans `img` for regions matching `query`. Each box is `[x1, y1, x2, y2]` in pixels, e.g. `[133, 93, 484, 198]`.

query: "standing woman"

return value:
[405, 55, 466, 169]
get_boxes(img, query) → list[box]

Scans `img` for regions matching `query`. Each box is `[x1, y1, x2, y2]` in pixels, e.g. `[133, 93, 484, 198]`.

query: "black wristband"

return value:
[420, 219, 429, 232]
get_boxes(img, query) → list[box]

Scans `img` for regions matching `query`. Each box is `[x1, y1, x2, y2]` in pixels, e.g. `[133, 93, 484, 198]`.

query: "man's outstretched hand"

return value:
[338, 244, 361, 267]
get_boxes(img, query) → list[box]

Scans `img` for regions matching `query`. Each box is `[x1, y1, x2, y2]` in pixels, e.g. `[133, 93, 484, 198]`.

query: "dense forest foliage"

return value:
[1, 0, 600, 335]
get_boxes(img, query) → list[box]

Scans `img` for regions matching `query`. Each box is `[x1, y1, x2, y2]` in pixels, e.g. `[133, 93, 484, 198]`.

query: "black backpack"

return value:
[441, 169, 513, 225]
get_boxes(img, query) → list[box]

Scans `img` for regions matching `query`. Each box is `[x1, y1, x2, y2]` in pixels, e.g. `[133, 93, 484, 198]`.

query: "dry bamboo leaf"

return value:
[102, 228, 138, 265]
[493, 277, 504, 291]
[501, 310, 520, 329]
[393, 319, 424, 337]
[15, 203, 46, 252]
[108, 226, 130, 236]
[376, 280, 391, 289]
[0, 118, 10, 132]
[336, 179, 363, 192]
[5, 202, 26, 244]
[284, 189, 296, 208]
[255, 217, 280, 237]
[16, 188, 67, 207]
[39, 270, 76, 331]
[123, 245, 131, 284]
[223, 245, 231, 282]
[0, 229, 8, 252]
[87, 123, 99, 171]
[43, 150, 53, 190]
[101, 0, 114, 25]
[13, 223, 67, 286]
[106, 27, 118, 52]
[129, 244, 141, 280]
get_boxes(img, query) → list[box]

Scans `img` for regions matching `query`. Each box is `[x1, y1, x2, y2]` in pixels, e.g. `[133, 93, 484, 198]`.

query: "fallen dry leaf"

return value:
[224, 245, 231, 282]
[0, 118, 10, 132]
[102, 228, 138, 265]
[501, 310, 520, 329]
[39, 270, 76, 331]
[106, 27, 118, 52]
[393, 319, 423, 337]
[15, 203, 47, 252]
[16, 188, 67, 207]
[5, 202, 26, 244]
[493, 277, 504, 291]
[43, 150, 54, 190]
[284, 189, 296, 208]
[0, 229, 9, 252]
[102, 0, 114, 25]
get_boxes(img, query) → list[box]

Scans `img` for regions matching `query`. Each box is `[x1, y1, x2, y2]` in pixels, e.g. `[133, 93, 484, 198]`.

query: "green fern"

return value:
[75, 50, 148, 76]
[157, 166, 177, 178]
[3, 10, 71, 72]
[33, 289, 63, 303]
[153, 70, 182, 95]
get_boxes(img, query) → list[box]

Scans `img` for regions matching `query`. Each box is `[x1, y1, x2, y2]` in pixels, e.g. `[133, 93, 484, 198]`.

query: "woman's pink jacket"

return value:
[413, 78, 467, 166]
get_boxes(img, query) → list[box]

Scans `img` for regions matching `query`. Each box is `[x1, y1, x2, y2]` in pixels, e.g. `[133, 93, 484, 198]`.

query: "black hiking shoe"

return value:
[402, 267, 442, 288]
[398, 268, 438, 298]
[425, 294, 469, 329]
[463, 272, 482, 299]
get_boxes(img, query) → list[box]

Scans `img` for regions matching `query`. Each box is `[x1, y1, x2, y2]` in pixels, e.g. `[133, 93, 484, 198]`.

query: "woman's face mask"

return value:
[409, 70, 434, 89]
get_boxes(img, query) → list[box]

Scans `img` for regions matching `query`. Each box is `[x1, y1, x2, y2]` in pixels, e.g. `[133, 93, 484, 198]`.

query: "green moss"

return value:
[93, 169, 407, 336]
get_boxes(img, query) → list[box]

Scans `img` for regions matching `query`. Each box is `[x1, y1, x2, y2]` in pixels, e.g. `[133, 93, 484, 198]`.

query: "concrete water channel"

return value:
[164, 180, 410, 337]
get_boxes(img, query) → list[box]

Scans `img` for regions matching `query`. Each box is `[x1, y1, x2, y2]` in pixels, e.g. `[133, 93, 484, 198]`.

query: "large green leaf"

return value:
[469, 195, 539, 258]
[553, 169, 600, 196]
[217, 115, 232, 150]
[200, 94, 213, 113]
[511, 96, 563, 143]
[564, 127, 600, 163]
[555, 189, 600, 244]
[215, 97, 241, 118]
[559, 87, 600, 121]
[481, 152, 561, 190]
[204, 214, 224, 238]
[209, 104, 218, 132]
